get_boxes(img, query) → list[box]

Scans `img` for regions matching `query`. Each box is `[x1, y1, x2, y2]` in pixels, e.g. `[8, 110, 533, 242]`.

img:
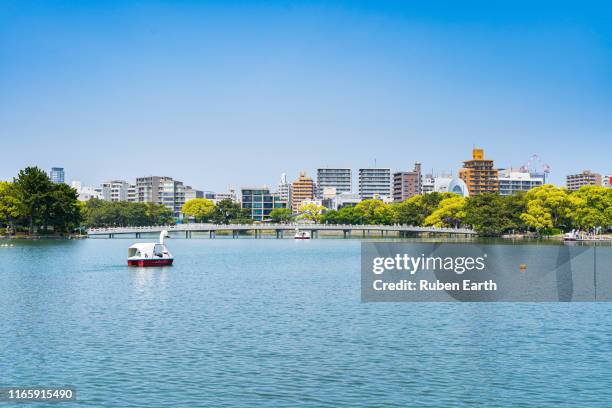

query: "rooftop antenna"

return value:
[374, 158, 377, 168]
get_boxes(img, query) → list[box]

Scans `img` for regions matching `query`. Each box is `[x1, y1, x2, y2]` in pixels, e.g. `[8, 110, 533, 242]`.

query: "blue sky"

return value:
[1, 0, 611, 190]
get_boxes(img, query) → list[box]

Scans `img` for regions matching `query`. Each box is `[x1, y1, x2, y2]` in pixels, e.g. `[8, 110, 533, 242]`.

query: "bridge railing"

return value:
[87, 223, 476, 234]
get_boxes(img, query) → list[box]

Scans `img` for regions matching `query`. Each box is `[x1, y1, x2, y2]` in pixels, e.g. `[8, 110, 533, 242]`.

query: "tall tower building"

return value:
[459, 148, 499, 196]
[50, 167, 65, 183]
[316, 168, 351, 198]
[358, 168, 391, 200]
[393, 162, 422, 202]
[135, 176, 185, 218]
[277, 173, 292, 203]
[291, 171, 315, 213]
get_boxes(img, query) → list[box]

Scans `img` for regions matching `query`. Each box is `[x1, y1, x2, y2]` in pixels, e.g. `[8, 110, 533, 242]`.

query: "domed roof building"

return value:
[433, 176, 469, 197]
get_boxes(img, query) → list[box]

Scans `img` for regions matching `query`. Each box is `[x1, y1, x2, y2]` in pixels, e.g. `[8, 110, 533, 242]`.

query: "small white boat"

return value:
[294, 229, 311, 240]
[127, 230, 173, 267]
[563, 231, 578, 242]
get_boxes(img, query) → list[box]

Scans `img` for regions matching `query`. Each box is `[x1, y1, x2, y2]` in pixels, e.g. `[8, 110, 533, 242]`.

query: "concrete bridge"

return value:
[87, 223, 476, 239]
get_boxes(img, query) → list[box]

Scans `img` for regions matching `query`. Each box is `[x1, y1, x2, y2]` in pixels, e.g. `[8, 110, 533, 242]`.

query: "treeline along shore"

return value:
[1, 166, 611, 238]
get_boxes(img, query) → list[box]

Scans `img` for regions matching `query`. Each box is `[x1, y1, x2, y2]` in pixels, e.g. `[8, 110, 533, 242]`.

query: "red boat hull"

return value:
[128, 259, 173, 267]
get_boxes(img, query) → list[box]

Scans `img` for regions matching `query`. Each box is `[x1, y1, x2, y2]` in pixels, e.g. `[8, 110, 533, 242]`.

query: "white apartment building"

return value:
[214, 190, 237, 204]
[136, 176, 185, 218]
[277, 173, 292, 203]
[127, 184, 137, 202]
[317, 168, 351, 198]
[358, 168, 391, 200]
[101, 180, 131, 202]
[498, 169, 544, 195]
[421, 174, 435, 194]
[71, 181, 103, 201]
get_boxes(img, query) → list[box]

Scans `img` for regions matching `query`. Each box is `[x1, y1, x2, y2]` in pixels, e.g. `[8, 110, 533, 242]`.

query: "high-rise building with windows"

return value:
[316, 168, 351, 198]
[566, 170, 603, 191]
[393, 162, 422, 202]
[241, 187, 287, 221]
[135, 176, 185, 218]
[422, 174, 435, 194]
[50, 167, 65, 183]
[459, 148, 499, 196]
[291, 172, 315, 212]
[127, 184, 137, 202]
[101, 180, 130, 202]
[358, 168, 391, 200]
[604, 175, 612, 188]
[277, 173, 292, 204]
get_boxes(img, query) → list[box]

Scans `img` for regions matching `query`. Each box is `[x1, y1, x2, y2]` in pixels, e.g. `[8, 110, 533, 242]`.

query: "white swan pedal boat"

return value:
[294, 229, 311, 240]
[127, 230, 173, 267]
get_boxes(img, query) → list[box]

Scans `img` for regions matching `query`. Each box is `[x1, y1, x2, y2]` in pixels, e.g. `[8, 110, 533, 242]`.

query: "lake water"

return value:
[1, 238, 612, 407]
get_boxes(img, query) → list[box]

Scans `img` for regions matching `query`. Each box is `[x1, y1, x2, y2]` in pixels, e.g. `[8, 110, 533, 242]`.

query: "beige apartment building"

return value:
[459, 148, 499, 196]
[566, 170, 602, 191]
[291, 171, 315, 213]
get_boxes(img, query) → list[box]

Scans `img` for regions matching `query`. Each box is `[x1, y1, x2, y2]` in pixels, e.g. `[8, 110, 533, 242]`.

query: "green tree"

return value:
[393, 192, 455, 226]
[520, 185, 572, 234]
[145, 202, 175, 225]
[503, 192, 528, 232]
[320, 206, 361, 224]
[124, 202, 150, 226]
[269, 207, 293, 223]
[464, 192, 526, 236]
[13, 166, 53, 234]
[81, 200, 163, 228]
[355, 199, 396, 225]
[297, 203, 327, 222]
[47, 183, 82, 233]
[0, 181, 22, 234]
[521, 200, 553, 232]
[568, 186, 612, 230]
[210, 199, 252, 224]
[337, 206, 361, 224]
[424, 195, 466, 228]
[182, 198, 215, 222]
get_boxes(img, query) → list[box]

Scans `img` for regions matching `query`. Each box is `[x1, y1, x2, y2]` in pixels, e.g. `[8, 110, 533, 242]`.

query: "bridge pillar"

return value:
[233, 230, 238, 239]
[312, 230, 318, 239]
[343, 230, 351, 239]
[209, 230, 215, 239]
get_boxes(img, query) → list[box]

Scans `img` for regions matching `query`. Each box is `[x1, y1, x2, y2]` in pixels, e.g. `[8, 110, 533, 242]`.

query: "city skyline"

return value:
[16, 157, 610, 196]
[2, 1, 612, 189]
